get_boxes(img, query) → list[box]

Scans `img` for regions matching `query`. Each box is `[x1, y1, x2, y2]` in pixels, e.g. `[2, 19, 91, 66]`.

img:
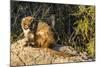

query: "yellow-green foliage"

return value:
[74, 17, 89, 39]
[73, 6, 95, 57]
[74, 6, 95, 37]
[86, 39, 95, 58]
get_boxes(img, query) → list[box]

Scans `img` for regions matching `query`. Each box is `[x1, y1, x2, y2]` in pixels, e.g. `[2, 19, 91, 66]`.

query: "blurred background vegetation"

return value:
[11, 1, 95, 59]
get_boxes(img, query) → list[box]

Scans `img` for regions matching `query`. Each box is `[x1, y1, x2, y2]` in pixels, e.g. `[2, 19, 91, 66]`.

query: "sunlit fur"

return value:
[35, 21, 56, 48]
[21, 16, 56, 48]
[21, 16, 34, 46]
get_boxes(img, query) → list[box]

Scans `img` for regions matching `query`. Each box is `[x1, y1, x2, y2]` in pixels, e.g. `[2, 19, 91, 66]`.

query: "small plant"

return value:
[86, 38, 95, 58]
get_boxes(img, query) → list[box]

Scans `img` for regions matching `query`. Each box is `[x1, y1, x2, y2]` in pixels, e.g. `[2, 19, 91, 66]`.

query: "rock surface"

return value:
[11, 39, 89, 66]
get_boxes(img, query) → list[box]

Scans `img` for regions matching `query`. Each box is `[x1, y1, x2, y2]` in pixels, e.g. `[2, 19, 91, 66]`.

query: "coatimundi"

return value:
[21, 16, 57, 48]
[21, 16, 35, 46]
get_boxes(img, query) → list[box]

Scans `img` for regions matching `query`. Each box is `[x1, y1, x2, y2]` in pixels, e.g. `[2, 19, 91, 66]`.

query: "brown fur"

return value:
[35, 21, 56, 48]
[21, 16, 56, 48]
[21, 16, 35, 46]
[21, 16, 33, 30]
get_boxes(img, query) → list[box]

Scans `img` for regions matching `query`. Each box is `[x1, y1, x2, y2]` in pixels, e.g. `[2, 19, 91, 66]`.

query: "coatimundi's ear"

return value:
[22, 16, 33, 22]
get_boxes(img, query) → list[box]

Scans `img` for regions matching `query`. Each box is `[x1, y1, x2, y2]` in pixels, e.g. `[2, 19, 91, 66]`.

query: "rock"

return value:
[79, 52, 88, 60]
[53, 44, 78, 55]
[11, 39, 89, 66]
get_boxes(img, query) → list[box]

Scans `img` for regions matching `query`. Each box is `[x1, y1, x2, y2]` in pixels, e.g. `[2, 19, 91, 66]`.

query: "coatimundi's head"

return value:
[21, 16, 34, 30]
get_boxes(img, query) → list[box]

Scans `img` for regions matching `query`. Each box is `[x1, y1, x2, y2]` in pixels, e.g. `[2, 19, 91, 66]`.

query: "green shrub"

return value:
[86, 39, 95, 58]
